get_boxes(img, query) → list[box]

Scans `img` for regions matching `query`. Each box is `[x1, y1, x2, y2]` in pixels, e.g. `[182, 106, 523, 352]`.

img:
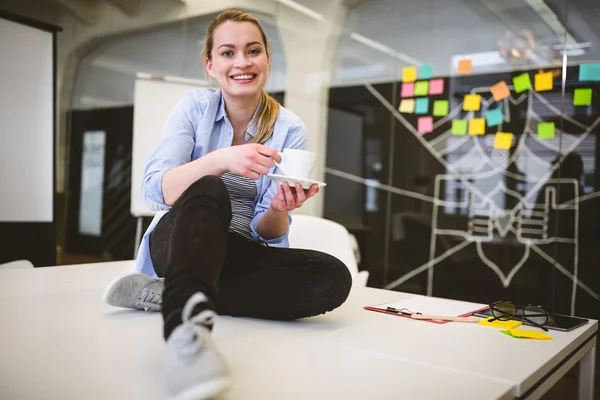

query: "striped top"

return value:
[220, 172, 257, 241]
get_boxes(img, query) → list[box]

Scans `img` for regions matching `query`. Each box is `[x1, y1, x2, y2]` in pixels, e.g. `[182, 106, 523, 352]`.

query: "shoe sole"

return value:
[169, 377, 232, 400]
[102, 272, 140, 306]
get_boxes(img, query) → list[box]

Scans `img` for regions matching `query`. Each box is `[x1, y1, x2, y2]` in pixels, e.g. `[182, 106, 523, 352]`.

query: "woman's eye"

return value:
[249, 48, 260, 55]
[222, 50, 233, 57]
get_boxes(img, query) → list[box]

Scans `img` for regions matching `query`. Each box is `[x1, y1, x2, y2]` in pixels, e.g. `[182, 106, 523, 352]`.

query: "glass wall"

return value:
[63, 0, 599, 320]
[322, 0, 599, 319]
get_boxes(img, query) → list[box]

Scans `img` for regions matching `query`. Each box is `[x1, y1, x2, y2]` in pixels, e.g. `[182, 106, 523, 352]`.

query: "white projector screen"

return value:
[0, 17, 53, 222]
[131, 75, 208, 217]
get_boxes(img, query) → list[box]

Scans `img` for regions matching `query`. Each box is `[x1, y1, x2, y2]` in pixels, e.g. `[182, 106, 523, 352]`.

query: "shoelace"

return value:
[174, 293, 217, 356]
[183, 292, 216, 327]
[139, 287, 162, 311]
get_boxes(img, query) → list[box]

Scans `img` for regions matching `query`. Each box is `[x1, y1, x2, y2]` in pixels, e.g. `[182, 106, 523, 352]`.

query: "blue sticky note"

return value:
[486, 108, 504, 127]
[418, 64, 433, 80]
[579, 64, 600, 82]
[415, 98, 429, 114]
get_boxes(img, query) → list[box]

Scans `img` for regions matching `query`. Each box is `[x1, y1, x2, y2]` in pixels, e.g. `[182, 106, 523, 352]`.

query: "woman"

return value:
[103, 9, 351, 400]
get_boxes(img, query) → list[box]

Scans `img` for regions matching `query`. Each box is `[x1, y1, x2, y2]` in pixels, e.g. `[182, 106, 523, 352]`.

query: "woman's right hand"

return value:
[219, 144, 281, 179]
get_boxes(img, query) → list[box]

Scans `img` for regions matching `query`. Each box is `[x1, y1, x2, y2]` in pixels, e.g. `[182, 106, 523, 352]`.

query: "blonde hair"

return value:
[201, 10, 280, 145]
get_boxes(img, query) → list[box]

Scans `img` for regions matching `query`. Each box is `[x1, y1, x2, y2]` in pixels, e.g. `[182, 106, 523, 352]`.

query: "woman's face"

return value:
[206, 21, 269, 100]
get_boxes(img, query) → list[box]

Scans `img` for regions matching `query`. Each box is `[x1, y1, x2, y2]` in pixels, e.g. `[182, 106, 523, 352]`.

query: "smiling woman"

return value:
[102, 8, 352, 400]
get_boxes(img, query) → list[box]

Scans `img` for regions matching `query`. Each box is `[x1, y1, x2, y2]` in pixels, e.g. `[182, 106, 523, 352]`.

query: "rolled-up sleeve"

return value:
[250, 120, 308, 245]
[141, 91, 200, 211]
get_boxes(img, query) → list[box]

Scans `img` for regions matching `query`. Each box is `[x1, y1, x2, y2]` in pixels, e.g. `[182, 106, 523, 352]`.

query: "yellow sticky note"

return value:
[535, 72, 553, 92]
[399, 99, 415, 113]
[464, 94, 481, 111]
[403, 66, 417, 82]
[469, 118, 485, 135]
[479, 317, 522, 329]
[494, 132, 513, 150]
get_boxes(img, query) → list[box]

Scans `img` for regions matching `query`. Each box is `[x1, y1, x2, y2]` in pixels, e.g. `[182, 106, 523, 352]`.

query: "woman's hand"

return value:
[270, 182, 319, 212]
[220, 144, 280, 179]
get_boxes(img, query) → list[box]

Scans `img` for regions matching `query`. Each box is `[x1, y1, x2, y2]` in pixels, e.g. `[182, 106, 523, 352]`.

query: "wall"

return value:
[322, 0, 600, 319]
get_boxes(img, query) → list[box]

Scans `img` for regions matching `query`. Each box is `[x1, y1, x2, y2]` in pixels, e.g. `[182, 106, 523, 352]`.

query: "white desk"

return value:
[0, 261, 595, 400]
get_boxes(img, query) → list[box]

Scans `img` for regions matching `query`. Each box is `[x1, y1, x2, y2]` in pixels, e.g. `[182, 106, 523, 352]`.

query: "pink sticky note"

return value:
[429, 79, 444, 95]
[418, 116, 433, 134]
[401, 83, 415, 98]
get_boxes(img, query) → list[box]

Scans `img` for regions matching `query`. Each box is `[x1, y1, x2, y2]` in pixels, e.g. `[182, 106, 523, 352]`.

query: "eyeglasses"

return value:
[489, 301, 549, 332]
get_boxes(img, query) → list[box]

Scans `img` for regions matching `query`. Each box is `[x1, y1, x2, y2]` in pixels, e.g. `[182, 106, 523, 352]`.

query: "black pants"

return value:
[149, 175, 352, 339]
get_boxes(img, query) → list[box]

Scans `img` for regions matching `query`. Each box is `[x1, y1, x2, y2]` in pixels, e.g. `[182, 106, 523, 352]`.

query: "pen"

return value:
[411, 314, 479, 323]
[386, 307, 421, 316]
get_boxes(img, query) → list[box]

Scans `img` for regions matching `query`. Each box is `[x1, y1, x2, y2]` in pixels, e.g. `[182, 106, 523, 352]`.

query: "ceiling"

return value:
[1, 0, 148, 26]
[5, 0, 596, 108]
[333, 0, 600, 84]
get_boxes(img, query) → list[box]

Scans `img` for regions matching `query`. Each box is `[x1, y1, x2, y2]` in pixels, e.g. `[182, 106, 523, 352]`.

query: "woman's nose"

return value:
[234, 55, 252, 68]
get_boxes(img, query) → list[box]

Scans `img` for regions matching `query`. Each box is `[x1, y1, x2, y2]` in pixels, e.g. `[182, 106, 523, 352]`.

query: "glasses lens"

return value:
[524, 305, 548, 326]
[492, 302, 516, 321]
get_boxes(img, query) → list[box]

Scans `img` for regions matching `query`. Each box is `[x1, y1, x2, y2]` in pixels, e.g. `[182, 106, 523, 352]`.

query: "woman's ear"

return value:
[205, 57, 215, 78]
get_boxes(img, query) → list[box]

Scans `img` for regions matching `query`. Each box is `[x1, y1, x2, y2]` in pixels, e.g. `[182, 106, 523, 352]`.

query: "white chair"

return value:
[0, 259, 35, 270]
[288, 214, 369, 287]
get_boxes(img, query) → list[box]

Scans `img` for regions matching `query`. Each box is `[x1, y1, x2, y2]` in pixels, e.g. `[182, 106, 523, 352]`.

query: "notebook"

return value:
[365, 296, 488, 324]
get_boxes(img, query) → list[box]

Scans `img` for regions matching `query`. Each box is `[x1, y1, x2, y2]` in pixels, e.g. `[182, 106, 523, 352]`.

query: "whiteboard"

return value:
[130, 74, 208, 216]
[0, 18, 53, 221]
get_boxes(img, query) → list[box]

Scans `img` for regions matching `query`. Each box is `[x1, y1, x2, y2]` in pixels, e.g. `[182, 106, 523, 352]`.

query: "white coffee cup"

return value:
[274, 149, 317, 179]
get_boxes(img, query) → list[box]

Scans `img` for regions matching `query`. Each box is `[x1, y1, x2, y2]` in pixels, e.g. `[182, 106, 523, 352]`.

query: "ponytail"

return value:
[250, 91, 280, 144]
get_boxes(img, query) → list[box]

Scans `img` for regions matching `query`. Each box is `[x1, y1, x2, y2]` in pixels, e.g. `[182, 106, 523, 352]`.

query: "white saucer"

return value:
[267, 174, 327, 190]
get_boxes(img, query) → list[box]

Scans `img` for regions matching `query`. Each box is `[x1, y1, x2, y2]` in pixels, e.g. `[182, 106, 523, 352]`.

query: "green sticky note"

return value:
[579, 64, 600, 82]
[452, 119, 467, 136]
[574, 88, 592, 106]
[538, 122, 555, 140]
[513, 73, 532, 93]
[418, 64, 433, 79]
[433, 100, 449, 116]
[414, 81, 430, 96]
[415, 98, 429, 114]
[500, 330, 523, 338]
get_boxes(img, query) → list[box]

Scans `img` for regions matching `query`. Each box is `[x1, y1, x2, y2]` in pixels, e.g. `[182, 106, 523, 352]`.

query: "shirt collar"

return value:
[215, 90, 226, 122]
[215, 91, 262, 139]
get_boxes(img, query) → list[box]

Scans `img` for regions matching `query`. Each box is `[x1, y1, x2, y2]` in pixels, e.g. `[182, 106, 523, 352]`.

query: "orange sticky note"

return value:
[403, 66, 417, 82]
[494, 132, 513, 149]
[491, 81, 511, 101]
[469, 118, 485, 135]
[535, 72, 553, 92]
[463, 94, 481, 111]
[458, 59, 472, 74]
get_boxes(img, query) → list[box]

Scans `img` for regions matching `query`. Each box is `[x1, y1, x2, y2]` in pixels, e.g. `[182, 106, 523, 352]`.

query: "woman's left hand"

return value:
[270, 182, 319, 212]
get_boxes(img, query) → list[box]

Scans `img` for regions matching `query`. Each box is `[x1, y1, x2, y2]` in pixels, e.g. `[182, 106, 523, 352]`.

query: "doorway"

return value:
[66, 106, 136, 260]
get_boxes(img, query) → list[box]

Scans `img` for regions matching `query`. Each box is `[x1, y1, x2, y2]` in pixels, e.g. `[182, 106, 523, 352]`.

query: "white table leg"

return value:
[579, 344, 596, 400]
[134, 216, 143, 258]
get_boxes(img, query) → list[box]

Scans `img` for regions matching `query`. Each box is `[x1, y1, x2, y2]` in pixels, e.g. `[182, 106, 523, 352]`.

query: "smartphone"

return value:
[472, 308, 589, 332]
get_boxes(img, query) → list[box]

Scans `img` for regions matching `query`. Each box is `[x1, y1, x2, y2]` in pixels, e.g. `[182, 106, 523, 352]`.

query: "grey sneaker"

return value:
[102, 273, 164, 311]
[165, 293, 232, 400]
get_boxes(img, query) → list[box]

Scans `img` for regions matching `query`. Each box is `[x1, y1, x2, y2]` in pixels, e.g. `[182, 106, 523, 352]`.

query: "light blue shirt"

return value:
[135, 88, 307, 277]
